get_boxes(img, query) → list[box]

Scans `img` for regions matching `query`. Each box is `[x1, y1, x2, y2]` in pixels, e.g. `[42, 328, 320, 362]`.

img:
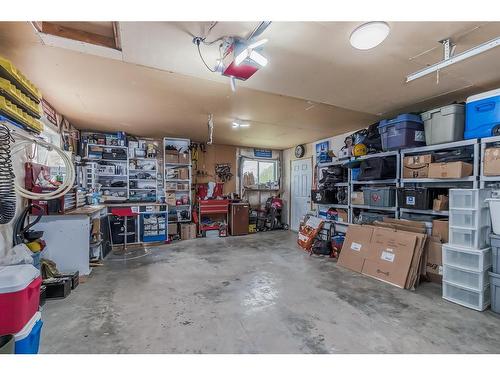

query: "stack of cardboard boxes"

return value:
[403, 154, 473, 179]
[338, 218, 444, 289]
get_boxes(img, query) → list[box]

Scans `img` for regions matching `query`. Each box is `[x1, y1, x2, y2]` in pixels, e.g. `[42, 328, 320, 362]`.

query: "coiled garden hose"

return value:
[0, 124, 16, 224]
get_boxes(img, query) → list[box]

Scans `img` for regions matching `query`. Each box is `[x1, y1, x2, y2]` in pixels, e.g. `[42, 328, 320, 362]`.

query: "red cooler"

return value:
[0, 265, 41, 335]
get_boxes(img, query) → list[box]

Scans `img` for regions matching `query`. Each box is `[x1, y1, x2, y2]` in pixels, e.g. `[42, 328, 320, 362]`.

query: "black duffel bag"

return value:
[357, 157, 396, 181]
[311, 189, 336, 204]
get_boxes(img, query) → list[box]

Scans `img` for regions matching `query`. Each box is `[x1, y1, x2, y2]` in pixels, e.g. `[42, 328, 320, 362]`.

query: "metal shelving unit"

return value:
[480, 135, 500, 188]
[164, 137, 192, 223]
[85, 144, 129, 202]
[399, 138, 480, 219]
[349, 150, 400, 223]
[128, 157, 158, 202]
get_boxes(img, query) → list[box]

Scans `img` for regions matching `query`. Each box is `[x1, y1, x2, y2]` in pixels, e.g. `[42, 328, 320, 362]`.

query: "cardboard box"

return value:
[166, 193, 176, 206]
[433, 194, 449, 211]
[403, 154, 432, 179]
[337, 224, 374, 273]
[165, 150, 179, 163]
[484, 147, 500, 176]
[351, 191, 364, 205]
[179, 152, 190, 164]
[428, 162, 473, 179]
[432, 219, 449, 243]
[361, 227, 419, 289]
[425, 236, 443, 283]
[336, 209, 348, 223]
[178, 167, 189, 180]
[181, 223, 197, 240]
[168, 223, 178, 235]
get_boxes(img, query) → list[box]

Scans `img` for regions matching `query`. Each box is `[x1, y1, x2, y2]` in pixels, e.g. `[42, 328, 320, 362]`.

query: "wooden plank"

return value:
[112, 21, 122, 51]
[40, 22, 117, 50]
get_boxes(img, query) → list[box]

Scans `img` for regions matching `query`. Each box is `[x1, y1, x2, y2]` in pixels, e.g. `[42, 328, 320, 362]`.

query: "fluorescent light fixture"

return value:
[248, 38, 268, 49]
[232, 122, 250, 129]
[350, 22, 390, 50]
[249, 50, 268, 66]
[407, 36, 500, 82]
[234, 49, 249, 66]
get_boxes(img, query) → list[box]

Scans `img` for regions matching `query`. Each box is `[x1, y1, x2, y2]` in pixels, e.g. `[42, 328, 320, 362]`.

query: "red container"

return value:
[0, 265, 41, 336]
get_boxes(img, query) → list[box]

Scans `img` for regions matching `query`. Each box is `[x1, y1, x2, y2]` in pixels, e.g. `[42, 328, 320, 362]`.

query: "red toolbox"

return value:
[0, 265, 41, 335]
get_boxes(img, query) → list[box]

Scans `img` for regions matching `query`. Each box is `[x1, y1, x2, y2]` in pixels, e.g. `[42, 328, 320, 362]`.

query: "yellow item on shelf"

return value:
[353, 143, 367, 157]
[0, 77, 41, 118]
[0, 56, 42, 103]
[0, 96, 44, 133]
[27, 241, 42, 252]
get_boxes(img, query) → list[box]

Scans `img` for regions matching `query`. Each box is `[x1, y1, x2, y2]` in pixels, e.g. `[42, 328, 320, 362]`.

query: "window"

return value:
[242, 159, 278, 188]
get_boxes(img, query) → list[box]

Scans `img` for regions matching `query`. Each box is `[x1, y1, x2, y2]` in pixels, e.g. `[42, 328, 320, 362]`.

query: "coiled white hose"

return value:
[11, 136, 75, 200]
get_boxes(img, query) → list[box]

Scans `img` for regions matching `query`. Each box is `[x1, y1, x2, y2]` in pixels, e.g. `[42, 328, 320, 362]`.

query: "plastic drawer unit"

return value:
[443, 265, 490, 291]
[421, 104, 465, 145]
[378, 114, 426, 151]
[0, 265, 41, 336]
[449, 226, 491, 250]
[449, 208, 491, 230]
[442, 244, 492, 272]
[449, 189, 491, 210]
[490, 272, 500, 314]
[443, 281, 490, 311]
[465, 88, 500, 139]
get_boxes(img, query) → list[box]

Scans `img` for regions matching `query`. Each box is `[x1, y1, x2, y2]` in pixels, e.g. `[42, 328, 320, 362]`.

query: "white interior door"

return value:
[290, 158, 312, 232]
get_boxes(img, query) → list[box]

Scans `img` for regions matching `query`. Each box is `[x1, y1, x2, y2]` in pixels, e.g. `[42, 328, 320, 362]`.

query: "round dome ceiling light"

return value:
[350, 22, 390, 50]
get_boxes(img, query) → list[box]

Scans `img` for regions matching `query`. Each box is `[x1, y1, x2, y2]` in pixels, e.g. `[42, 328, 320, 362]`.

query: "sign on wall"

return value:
[315, 141, 331, 163]
[254, 148, 273, 158]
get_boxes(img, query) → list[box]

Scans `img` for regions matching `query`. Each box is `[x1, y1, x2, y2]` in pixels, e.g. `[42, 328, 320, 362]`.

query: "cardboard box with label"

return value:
[180, 223, 197, 240]
[432, 219, 449, 243]
[338, 224, 374, 273]
[336, 209, 348, 223]
[484, 147, 500, 176]
[168, 223, 178, 235]
[433, 195, 449, 211]
[428, 161, 473, 179]
[361, 227, 419, 289]
[177, 167, 189, 180]
[425, 236, 443, 284]
[165, 150, 179, 163]
[166, 193, 177, 206]
[351, 191, 364, 205]
[403, 154, 432, 179]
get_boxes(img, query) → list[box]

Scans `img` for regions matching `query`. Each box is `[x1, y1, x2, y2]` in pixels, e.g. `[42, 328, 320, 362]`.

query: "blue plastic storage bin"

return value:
[465, 88, 500, 139]
[351, 168, 360, 181]
[14, 311, 42, 354]
[378, 114, 425, 150]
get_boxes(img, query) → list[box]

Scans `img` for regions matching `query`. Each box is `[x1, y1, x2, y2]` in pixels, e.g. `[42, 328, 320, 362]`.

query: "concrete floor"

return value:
[41, 231, 500, 354]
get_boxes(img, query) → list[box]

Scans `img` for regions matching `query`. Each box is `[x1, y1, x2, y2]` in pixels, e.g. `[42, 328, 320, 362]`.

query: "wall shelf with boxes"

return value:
[399, 138, 480, 221]
[480, 135, 500, 188]
[84, 143, 129, 202]
[163, 137, 192, 223]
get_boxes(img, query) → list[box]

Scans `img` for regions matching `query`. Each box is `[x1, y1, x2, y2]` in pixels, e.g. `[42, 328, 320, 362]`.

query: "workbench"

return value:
[30, 205, 107, 276]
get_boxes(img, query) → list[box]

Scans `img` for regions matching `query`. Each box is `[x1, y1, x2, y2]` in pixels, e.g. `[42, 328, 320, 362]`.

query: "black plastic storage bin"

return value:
[357, 157, 397, 181]
[398, 187, 431, 209]
[311, 189, 336, 204]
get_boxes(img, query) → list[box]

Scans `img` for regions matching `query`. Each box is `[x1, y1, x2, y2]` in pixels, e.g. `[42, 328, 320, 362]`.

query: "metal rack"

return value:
[163, 137, 192, 223]
[128, 157, 158, 202]
[85, 144, 129, 202]
[480, 135, 500, 188]
[399, 138, 480, 219]
[348, 150, 401, 223]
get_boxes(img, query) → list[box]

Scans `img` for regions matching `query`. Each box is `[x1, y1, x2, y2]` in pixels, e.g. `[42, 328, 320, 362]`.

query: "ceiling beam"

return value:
[34, 21, 118, 50]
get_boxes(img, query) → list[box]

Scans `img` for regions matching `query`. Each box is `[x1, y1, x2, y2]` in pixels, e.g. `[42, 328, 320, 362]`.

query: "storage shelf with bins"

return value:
[128, 157, 158, 203]
[349, 150, 400, 224]
[84, 144, 129, 202]
[399, 138, 480, 219]
[164, 137, 192, 223]
[480, 135, 500, 188]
